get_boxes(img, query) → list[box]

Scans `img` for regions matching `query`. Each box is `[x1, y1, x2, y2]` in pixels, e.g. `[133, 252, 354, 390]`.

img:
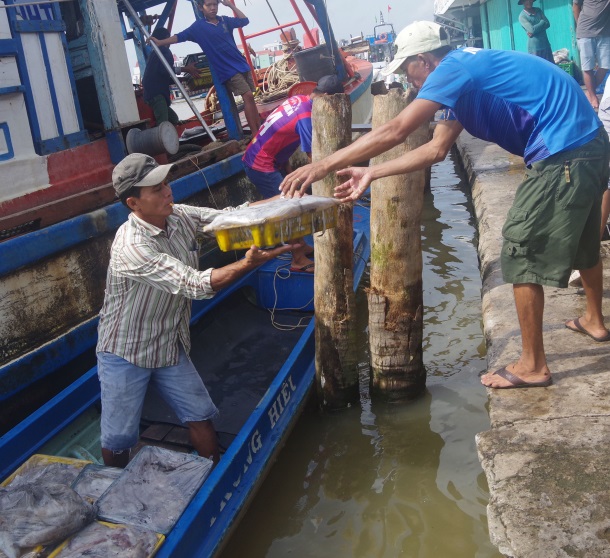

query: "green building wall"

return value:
[480, 0, 579, 67]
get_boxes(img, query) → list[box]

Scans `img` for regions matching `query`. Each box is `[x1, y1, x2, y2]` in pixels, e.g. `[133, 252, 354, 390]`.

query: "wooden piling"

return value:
[368, 88, 430, 400]
[311, 94, 359, 410]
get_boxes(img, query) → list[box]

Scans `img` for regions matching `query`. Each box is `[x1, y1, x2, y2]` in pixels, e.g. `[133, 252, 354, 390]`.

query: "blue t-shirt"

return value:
[176, 16, 250, 84]
[418, 48, 601, 165]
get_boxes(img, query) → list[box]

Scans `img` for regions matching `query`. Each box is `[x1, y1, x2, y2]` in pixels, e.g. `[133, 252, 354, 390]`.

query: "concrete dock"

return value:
[454, 133, 610, 557]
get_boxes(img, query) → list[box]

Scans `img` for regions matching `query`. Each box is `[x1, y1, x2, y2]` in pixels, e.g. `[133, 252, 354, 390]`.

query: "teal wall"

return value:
[480, 0, 579, 65]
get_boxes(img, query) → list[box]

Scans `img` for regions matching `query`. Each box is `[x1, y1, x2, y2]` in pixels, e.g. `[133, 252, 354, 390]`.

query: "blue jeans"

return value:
[97, 347, 218, 451]
[243, 164, 284, 199]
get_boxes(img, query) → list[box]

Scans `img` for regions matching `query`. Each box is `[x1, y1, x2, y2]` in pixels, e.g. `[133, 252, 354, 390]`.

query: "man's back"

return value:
[418, 48, 601, 164]
[243, 95, 313, 172]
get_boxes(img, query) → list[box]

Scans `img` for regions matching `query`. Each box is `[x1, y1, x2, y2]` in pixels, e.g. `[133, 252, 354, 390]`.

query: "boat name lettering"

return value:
[209, 429, 263, 527]
[268, 375, 297, 428]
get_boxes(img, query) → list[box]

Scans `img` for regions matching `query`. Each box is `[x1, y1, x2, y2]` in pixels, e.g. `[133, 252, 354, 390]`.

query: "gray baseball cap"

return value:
[112, 154, 175, 197]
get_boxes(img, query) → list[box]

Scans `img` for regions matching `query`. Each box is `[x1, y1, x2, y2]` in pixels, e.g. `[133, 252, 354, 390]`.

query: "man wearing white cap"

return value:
[280, 21, 610, 389]
[97, 153, 294, 467]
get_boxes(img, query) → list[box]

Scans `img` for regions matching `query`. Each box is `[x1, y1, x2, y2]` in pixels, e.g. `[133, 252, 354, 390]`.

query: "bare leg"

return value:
[566, 259, 609, 339]
[600, 189, 610, 239]
[596, 68, 608, 90]
[583, 70, 600, 110]
[188, 419, 219, 464]
[242, 91, 261, 135]
[290, 238, 314, 269]
[481, 283, 551, 387]
[102, 448, 129, 468]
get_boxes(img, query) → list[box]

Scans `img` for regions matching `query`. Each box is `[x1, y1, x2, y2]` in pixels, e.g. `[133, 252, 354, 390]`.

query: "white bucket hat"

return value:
[381, 21, 450, 76]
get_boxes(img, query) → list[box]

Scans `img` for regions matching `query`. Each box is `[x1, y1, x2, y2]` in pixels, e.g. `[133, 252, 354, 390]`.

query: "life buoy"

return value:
[379, 32, 388, 41]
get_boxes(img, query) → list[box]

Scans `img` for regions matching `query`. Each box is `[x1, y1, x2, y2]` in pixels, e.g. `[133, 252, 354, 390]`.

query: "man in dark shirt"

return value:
[142, 27, 200, 126]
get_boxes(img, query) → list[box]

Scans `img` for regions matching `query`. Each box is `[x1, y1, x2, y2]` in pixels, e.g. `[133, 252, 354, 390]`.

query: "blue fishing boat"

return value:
[0, 198, 371, 556]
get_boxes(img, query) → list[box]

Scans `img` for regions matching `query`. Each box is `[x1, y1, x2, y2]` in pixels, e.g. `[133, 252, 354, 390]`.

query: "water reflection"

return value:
[220, 152, 502, 558]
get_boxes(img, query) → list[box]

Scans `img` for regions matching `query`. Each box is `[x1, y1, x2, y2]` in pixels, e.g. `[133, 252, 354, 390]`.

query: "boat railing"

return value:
[236, 0, 347, 89]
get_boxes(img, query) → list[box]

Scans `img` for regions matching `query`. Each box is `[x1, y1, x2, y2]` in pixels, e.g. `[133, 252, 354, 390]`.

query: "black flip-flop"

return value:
[565, 317, 610, 342]
[484, 367, 553, 389]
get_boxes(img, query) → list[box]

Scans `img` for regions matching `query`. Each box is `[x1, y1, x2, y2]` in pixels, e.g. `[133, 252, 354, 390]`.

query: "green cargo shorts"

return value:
[147, 94, 179, 126]
[501, 127, 610, 288]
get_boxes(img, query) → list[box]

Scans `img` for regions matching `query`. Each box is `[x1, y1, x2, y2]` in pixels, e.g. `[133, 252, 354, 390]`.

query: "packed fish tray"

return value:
[47, 521, 164, 558]
[96, 446, 213, 534]
[1, 454, 90, 488]
[70, 464, 122, 504]
[204, 195, 340, 251]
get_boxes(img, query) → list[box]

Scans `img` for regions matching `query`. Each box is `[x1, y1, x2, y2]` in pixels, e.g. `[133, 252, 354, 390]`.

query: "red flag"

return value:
[388, 5, 391, 12]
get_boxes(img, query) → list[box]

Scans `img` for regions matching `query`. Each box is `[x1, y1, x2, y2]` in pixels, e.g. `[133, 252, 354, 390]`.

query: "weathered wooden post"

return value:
[311, 94, 358, 410]
[369, 88, 430, 400]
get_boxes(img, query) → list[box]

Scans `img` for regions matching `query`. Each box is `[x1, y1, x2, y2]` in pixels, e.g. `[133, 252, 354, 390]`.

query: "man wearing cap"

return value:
[242, 74, 345, 272]
[96, 154, 294, 467]
[280, 21, 610, 389]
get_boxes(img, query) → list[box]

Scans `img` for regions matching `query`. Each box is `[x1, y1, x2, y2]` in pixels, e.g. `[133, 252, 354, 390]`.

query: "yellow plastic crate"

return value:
[48, 521, 164, 558]
[2, 454, 91, 487]
[206, 196, 340, 251]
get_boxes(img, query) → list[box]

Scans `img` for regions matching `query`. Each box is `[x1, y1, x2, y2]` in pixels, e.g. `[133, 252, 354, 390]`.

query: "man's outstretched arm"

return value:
[279, 98, 443, 197]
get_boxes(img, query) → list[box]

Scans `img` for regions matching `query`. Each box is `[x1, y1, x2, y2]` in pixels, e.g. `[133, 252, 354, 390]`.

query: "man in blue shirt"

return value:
[151, 0, 261, 135]
[280, 21, 610, 390]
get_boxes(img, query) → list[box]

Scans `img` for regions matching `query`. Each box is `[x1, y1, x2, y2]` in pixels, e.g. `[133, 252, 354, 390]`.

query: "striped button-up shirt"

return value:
[97, 203, 243, 368]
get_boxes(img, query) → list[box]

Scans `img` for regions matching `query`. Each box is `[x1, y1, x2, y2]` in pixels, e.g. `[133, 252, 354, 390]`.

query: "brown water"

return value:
[220, 152, 502, 558]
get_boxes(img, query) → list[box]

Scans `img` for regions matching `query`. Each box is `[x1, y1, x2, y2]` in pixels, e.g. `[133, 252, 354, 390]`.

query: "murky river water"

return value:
[220, 152, 503, 558]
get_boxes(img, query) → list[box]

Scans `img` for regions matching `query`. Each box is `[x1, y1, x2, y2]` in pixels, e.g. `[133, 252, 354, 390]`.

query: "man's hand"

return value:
[220, 0, 234, 6]
[183, 63, 201, 79]
[279, 162, 329, 198]
[243, 243, 297, 266]
[334, 167, 372, 202]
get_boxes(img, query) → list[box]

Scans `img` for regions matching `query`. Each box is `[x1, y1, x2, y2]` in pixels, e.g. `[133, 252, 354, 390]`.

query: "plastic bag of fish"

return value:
[0, 482, 95, 558]
[2, 455, 89, 489]
[71, 464, 122, 504]
[47, 521, 163, 558]
[96, 446, 213, 534]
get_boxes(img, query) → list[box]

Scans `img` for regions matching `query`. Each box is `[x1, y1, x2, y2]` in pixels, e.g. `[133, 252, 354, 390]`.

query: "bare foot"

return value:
[587, 92, 599, 111]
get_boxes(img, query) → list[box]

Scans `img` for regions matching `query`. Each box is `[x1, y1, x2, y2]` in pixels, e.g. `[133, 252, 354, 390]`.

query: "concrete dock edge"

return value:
[454, 132, 610, 558]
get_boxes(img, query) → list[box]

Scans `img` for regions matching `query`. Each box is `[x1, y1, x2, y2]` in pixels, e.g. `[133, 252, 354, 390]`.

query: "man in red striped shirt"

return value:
[242, 75, 345, 272]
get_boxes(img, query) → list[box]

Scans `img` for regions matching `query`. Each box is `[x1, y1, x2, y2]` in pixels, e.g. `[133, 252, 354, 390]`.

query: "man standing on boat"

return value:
[96, 154, 294, 467]
[142, 27, 201, 126]
[280, 21, 610, 390]
[150, 0, 261, 136]
[242, 75, 345, 273]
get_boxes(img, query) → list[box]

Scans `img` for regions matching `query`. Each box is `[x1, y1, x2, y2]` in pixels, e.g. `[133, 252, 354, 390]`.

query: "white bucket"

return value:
[126, 121, 179, 155]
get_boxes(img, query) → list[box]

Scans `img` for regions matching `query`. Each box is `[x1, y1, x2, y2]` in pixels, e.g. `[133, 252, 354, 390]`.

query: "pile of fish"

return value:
[0, 482, 95, 558]
[0, 448, 213, 557]
[49, 521, 162, 558]
[97, 446, 214, 534]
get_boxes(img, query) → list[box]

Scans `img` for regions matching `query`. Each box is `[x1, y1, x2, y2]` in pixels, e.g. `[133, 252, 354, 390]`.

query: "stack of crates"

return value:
[183, 52, 213, 94]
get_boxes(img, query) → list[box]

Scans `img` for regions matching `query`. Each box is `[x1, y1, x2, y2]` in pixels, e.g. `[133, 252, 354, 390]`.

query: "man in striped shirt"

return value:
[96, 154, 294, 467]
